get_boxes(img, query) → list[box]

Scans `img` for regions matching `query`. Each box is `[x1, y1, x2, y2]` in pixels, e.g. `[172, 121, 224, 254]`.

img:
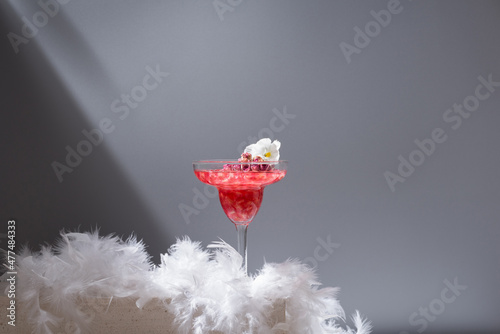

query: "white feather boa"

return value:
[7, 231, 371, 334]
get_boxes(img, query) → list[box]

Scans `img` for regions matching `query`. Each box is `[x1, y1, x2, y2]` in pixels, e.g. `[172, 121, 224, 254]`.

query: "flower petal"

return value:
[243, 138, 281, 161]
[256, 138, 272, 146]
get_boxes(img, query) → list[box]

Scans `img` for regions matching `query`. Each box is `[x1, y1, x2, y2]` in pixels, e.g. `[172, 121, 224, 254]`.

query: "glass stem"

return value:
[236, 224, 248, 275]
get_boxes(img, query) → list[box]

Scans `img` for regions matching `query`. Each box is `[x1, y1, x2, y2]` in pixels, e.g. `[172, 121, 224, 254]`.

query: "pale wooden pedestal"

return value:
[0, 283, 286, 333]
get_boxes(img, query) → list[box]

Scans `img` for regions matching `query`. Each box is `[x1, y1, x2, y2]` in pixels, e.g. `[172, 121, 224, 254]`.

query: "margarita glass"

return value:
[193, 160, 287, 274]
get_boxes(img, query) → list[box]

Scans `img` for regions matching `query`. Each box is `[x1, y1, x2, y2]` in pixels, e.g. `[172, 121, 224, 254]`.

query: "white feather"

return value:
[13, 231, 371, 334]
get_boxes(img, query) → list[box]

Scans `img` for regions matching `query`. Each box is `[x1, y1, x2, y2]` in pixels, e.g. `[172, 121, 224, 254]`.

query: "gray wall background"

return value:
[1, 1, 499, 333]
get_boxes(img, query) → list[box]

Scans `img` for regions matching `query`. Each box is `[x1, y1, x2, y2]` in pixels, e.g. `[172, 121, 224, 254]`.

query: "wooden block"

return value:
[0, 283, 286, 333]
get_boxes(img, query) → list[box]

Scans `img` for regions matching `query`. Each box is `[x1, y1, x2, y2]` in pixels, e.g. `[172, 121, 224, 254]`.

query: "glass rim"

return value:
[193, 160, 288, 165]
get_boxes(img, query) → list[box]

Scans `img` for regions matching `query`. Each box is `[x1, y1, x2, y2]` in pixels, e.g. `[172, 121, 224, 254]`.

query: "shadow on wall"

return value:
[0, 1, 173, 264]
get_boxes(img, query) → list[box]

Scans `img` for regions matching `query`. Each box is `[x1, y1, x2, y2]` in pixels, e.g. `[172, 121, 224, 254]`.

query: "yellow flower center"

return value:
[264, 152, 271, 158]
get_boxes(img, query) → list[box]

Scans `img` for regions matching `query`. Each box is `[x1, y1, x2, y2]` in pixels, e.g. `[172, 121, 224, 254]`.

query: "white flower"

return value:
[244, 138, 281, 161]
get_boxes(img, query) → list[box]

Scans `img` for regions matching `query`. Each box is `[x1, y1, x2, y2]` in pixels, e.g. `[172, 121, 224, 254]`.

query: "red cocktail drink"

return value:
[193, 160, 287, 274]
[194, 169, 286, 225]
